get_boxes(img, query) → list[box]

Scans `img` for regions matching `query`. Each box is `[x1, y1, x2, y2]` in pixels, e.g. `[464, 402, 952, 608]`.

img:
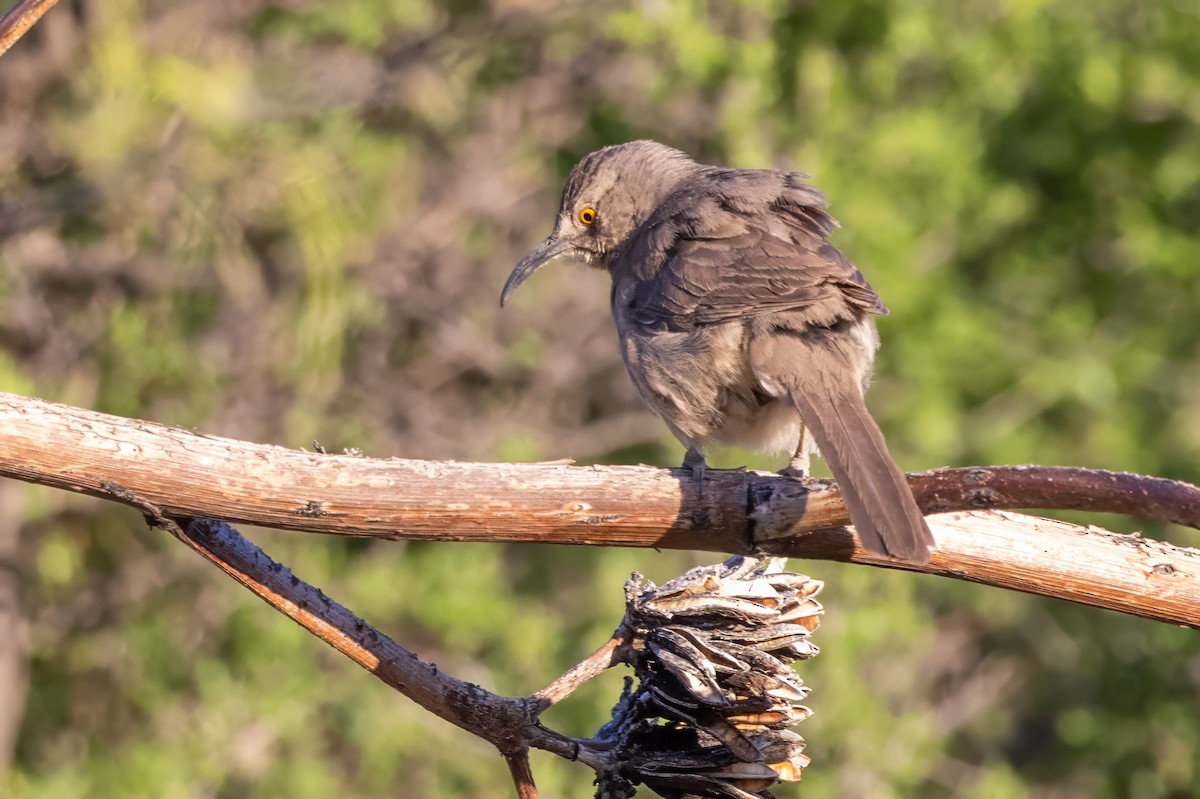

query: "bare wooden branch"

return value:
[1, 391, 1199, 628]
[144, 511, 818, 796]
[913, 465, 1200, 529]
[505, 751, 539, 799]
[534, 629, 631, 708]
[0, 392, 748, 550]
[0, 0, 58, 57]
[758, 511, 1200, 628]
[157, 512, 602, 769]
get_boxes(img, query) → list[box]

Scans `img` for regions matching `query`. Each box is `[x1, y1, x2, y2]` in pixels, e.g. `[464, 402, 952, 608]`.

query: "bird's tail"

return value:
[753, 333, 934, 563]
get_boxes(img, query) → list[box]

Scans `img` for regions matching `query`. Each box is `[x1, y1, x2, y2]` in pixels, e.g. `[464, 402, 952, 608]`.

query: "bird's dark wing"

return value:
[618, 169, 886, 333]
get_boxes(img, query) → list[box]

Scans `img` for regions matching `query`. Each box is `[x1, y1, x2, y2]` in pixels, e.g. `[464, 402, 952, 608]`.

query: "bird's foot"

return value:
[682, 447, 708, 483]
[781, 451, 810, 479]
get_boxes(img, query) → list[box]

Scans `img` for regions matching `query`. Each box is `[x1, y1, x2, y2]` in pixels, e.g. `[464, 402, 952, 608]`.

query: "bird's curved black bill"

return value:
[500, 237, 574, 307]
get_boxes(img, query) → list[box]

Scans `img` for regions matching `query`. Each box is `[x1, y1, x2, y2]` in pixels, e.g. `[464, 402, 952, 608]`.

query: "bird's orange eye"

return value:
[578, 207, 597, 225]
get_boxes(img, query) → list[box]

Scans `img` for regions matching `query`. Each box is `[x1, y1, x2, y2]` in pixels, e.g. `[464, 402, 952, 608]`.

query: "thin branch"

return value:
[0, 0, 59, 57]
[140, 509, 811, 795]
[505, 750, 539, 799]
[167, 515, 527, 746]
[149, 510, 603, 767]
[758, 510, 1200, 628]
[913, 465, 1200, 529]
[2, 391, 1199, 628]
[533, 628, 631, 708]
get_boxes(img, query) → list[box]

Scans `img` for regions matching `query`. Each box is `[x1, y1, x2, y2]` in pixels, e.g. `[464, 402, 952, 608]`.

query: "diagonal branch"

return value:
[534, 630, 631, 708]
[0, 0, 59, 57]
[153, 511, 604, 769]
[134, 508, 822, 797]
[505, 751, 539, 799]
[1, 391, 1198, 628]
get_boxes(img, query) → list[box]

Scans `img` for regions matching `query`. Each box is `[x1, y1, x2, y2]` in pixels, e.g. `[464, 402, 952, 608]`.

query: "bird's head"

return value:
[500, 140, 699, 306]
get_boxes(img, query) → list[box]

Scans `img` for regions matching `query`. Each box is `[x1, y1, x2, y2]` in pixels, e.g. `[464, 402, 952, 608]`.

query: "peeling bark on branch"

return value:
[161, 514, 594, 769]
[175, 517, 527, 739]
[0, 0, 59, 57]
[758, 511, 1200, 628]
[0, 391, 1198, 628]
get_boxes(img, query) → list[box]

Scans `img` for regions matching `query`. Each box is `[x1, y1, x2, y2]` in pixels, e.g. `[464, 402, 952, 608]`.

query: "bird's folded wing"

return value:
[621, 170, 886, 333]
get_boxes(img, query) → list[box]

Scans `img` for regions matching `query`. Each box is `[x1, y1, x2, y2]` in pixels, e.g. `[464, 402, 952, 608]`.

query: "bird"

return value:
[500, 140, 934, 563]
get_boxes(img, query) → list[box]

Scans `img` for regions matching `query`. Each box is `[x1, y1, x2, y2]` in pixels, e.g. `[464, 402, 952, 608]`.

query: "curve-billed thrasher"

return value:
[501, 140, 934, 563]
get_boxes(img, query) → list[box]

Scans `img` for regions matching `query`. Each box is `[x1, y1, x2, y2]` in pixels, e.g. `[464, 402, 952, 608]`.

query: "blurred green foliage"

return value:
[1, 0, 1198, 797]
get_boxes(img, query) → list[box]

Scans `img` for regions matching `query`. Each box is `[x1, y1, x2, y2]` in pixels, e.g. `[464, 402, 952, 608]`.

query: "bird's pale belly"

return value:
[617, 321, 805, 456]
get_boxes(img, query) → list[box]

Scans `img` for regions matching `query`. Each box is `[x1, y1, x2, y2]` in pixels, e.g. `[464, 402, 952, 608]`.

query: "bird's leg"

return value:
[682, 446, 708, 484]
[782, 425, 812, 478]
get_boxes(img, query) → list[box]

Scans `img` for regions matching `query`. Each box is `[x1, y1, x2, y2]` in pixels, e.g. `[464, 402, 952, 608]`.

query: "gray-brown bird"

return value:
[501, 141, 934, 563]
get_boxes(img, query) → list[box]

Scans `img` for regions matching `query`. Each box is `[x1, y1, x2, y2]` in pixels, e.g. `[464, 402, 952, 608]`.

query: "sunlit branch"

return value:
[0, 0, 59, 57]
[1, 390, 1198, 628]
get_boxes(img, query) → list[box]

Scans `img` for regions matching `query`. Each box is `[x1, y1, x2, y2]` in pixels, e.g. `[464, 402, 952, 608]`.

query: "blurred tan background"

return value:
[1, 1, 1198, 796]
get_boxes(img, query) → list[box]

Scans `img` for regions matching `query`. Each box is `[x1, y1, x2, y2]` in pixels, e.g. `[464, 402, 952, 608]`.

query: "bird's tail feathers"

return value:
[754, 334, 934, 563]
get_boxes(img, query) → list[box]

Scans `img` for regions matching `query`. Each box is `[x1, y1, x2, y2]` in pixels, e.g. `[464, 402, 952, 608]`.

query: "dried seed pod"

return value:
[650, 684, 701, 715]
[649, 628, 721, 678]
[643, 593, 783, 623]
[648, 645, 730, 707]
[705, 622, 814, 646]
[775, 597, 824, 623]
[774, 639, 821, 662]
[600, 556, 822, 799]
[723, 669, 809, 704]
[640, 771, 765, 799]
[765, 573, 823, 596]
[718, 643, 810, 684]
[665, 627, 749, 674]
[727, 704, 812, 729]
[691, 711, 765, 763]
